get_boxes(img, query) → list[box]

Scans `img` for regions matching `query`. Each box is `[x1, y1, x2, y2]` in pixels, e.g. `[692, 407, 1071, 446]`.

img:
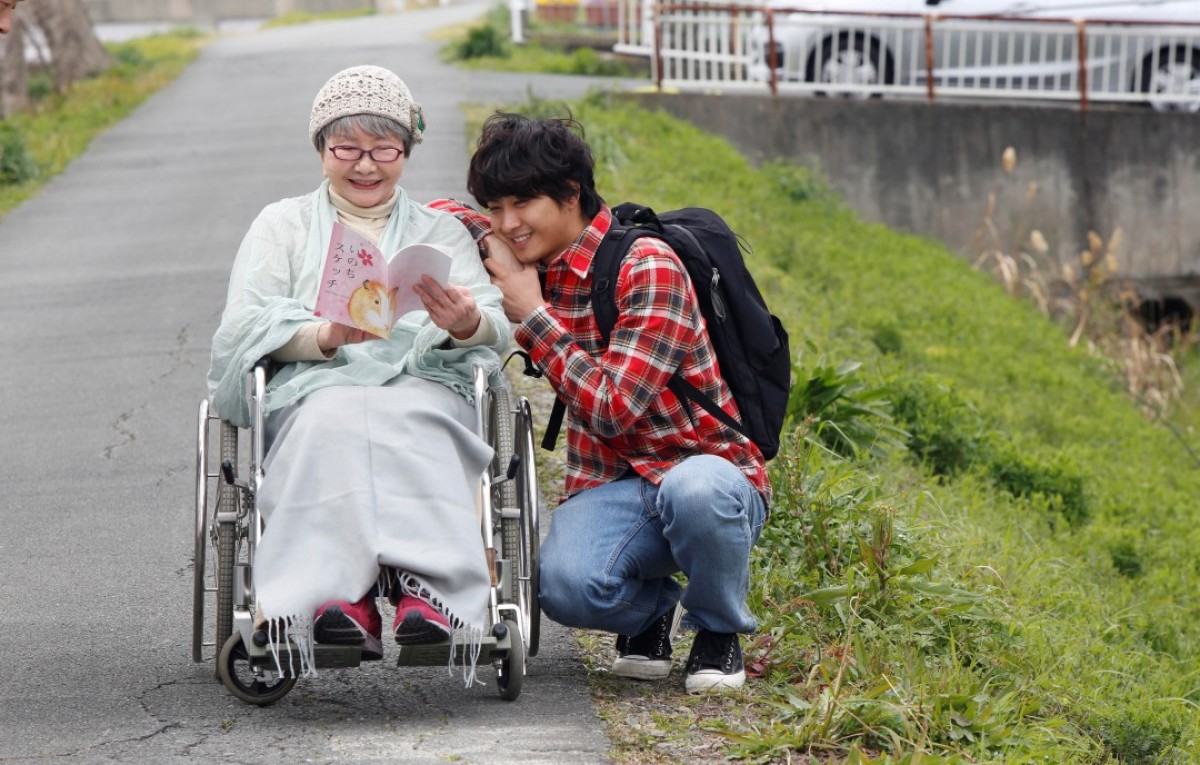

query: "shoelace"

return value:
[624, 612, 672, 656]
[691, 633, 736, 671]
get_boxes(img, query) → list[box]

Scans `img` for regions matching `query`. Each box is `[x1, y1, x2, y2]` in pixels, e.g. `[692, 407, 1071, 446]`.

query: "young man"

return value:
[445, 112, 771, 693]
[0, 0, 21, 34]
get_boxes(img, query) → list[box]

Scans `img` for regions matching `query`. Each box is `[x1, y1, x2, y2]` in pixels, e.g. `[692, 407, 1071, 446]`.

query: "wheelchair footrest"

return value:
[251, 643, 365, 673]
[394, 634, 506, 667]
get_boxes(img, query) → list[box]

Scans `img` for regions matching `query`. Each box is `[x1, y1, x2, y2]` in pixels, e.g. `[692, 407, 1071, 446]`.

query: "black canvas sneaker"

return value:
[684, 629, 745, 693]
[612, 608, 674, 680]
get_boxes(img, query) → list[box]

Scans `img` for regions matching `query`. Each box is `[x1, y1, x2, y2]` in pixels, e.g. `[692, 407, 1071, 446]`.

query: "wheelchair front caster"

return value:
[218, 632, 297, 706]
[495, 619, 525, 701]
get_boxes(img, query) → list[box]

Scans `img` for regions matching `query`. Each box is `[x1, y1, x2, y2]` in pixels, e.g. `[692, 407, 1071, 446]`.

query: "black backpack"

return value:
[543, 203, 791, 460]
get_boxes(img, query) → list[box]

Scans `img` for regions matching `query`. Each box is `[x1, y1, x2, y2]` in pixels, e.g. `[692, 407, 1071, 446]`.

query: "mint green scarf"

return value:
[208, 181, 505, 427]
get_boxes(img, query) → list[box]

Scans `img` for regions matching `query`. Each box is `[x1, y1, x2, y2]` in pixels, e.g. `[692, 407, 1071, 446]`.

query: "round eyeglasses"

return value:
[328, 145, 404, 163]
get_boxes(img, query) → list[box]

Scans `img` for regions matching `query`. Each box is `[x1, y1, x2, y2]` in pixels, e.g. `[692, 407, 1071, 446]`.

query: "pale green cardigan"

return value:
[208, 181, 511, 427]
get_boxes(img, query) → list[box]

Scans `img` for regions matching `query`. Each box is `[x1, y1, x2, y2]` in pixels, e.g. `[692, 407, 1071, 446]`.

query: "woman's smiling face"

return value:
[320, 124, 407, 208]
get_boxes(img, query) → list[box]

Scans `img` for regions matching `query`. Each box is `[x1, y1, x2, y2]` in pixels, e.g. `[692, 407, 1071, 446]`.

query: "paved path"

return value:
[0, 5, 639, 762]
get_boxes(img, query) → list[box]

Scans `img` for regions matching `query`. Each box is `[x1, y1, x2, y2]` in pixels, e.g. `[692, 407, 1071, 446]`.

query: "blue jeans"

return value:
[539, 454, 767, 637]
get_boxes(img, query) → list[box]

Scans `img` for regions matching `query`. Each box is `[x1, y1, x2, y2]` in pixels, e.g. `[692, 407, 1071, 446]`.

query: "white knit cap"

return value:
[308, 65, 425, 148]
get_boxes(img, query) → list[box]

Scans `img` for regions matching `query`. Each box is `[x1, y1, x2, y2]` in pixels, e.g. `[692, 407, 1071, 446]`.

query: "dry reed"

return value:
[971, 146, 1189, 419]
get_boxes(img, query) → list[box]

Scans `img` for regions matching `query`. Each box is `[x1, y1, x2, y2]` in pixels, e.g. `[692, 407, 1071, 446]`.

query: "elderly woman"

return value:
[208, 66, 512, 674]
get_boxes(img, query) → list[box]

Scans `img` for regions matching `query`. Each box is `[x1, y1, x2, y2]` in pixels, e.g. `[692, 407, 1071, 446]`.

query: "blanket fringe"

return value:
[264, 576, 486, 688]
[267, 613, 318, 679]
[396, 572, 486, 688]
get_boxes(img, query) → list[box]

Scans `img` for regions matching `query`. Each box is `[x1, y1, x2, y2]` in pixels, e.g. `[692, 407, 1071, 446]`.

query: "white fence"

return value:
[612, 2, 1200, 110]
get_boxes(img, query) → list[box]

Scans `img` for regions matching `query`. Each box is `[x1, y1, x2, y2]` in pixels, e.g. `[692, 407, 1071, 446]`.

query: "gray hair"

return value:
[315, 114, 414, 155]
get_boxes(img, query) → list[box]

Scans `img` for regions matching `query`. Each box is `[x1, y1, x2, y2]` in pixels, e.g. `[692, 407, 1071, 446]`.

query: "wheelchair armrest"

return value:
[253, 356, 280, 382]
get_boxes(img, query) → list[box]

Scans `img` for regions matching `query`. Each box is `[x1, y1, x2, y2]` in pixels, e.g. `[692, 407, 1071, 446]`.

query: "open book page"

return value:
[386, 243, 453, 318]
[314, 222, 453, 339]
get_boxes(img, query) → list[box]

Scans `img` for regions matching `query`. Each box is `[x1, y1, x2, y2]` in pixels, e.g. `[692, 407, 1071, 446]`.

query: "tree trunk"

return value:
[25, 0, 112, 91]
[0, 17, 28, 119]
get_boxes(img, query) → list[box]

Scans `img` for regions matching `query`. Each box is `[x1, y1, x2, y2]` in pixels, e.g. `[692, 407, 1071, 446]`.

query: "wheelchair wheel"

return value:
[514, 398, 542, 657]
[215, 421, 240, 656]
[218, 632, 296, 706]
[495, 619, 525, 701]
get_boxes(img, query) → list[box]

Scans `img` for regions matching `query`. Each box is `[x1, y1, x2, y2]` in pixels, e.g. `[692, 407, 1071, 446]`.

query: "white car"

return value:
[747, 0, 1200, 110]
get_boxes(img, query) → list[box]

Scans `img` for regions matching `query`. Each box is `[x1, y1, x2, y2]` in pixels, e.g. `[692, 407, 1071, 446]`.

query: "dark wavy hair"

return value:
[467, 112, 604, 218]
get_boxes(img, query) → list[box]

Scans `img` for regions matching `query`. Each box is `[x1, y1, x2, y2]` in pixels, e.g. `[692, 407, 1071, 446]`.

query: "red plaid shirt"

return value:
[431, 200, 771, 505]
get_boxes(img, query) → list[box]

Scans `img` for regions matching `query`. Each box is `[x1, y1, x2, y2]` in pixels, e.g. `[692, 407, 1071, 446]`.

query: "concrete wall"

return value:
[625, 92, 1200, 306]
[83, 0, 376, 23]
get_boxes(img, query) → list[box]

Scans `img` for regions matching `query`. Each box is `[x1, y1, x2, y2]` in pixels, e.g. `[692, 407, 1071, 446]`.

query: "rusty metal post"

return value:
[768, 9, 778, 96]
[1077, 20, 1089, 111]
[654, 5, 664, 92]
[925, 14, 936, 103]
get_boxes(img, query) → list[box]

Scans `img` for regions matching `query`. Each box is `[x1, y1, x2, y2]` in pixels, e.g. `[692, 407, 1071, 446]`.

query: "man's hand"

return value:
[317, 322, 371, 352]
[414, 278, 482, 340]
[482, 236, 546, 323]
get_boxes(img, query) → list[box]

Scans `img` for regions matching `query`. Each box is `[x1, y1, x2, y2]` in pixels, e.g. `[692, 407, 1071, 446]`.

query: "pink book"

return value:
[314, 222, 453, 339]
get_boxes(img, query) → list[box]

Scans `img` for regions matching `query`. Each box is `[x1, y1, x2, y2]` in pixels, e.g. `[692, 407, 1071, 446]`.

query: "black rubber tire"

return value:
[215, 523, 237, 666]
[214, 422, 239, 666]
[489, 383, 520, 603]
[496, 619, 525, 701]
[522, 494, 541, 658]
[217, 632, 296, 706]
[806, 32, 894, 99]
[1140, 46, 1200, 113]
[515, 399, 542, 658]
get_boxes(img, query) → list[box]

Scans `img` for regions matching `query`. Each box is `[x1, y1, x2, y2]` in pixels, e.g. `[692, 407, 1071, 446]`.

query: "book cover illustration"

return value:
[314, 222, 453, 339]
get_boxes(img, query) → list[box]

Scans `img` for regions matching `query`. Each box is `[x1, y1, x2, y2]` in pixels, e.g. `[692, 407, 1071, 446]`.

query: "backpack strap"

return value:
[541, 222, 649, 451]
[657, 221, 748, 438]
[667, 377, 744, 436]
[602, 221, 749, 441]
[540, 206, 748, 451]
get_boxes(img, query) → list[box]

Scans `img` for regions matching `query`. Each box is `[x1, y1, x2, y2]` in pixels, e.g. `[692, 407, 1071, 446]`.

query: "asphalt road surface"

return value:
[0, 4, 640, 762]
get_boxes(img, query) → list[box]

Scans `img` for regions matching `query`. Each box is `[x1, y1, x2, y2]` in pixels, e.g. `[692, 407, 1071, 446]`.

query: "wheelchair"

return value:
[191, 359, 542, 705]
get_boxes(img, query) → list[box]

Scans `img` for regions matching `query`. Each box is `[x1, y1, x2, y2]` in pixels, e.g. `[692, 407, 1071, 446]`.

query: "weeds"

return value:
[787, 356, 907, 460]
[454, 23, 509, 60]
[442, 4, 643, 76]
[986, 444, 1090, 529]
[738, 436, 1039, 760]
[890, 375, 988, 477]
[972, 146, 1192, 419]
[0, 124, 37, 185]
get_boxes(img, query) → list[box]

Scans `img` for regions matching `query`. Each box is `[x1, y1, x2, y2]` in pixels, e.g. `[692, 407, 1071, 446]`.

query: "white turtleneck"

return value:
[273, 187, 494, 362]
[328, 184, 396, 246]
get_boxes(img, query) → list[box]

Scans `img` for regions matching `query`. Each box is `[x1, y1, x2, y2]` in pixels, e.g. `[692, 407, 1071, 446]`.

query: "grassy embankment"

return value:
[475, 90, 1200, 763]
[0, 30, 205, 218]
[443, 12, 1200, 762]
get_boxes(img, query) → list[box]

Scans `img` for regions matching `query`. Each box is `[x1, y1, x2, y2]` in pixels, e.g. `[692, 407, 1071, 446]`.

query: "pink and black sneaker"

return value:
[314, 596, 383, 660]
[393, 594, 452, 645]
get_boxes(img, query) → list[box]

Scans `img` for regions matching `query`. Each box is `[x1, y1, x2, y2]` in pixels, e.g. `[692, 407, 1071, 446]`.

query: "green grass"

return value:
[259, 7, 375, 29]
[485, 92, 1200, 763]
[0, 30, 205, 219]
[439, 3, 644, 77]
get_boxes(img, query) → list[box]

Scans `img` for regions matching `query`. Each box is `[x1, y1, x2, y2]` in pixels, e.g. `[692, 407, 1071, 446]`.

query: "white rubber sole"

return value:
[685, 668, 746, 694]
[611, 656, 673, 680]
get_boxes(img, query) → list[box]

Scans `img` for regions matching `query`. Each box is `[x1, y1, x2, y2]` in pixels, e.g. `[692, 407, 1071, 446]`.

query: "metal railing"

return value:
[615, 3, 1200, 110]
